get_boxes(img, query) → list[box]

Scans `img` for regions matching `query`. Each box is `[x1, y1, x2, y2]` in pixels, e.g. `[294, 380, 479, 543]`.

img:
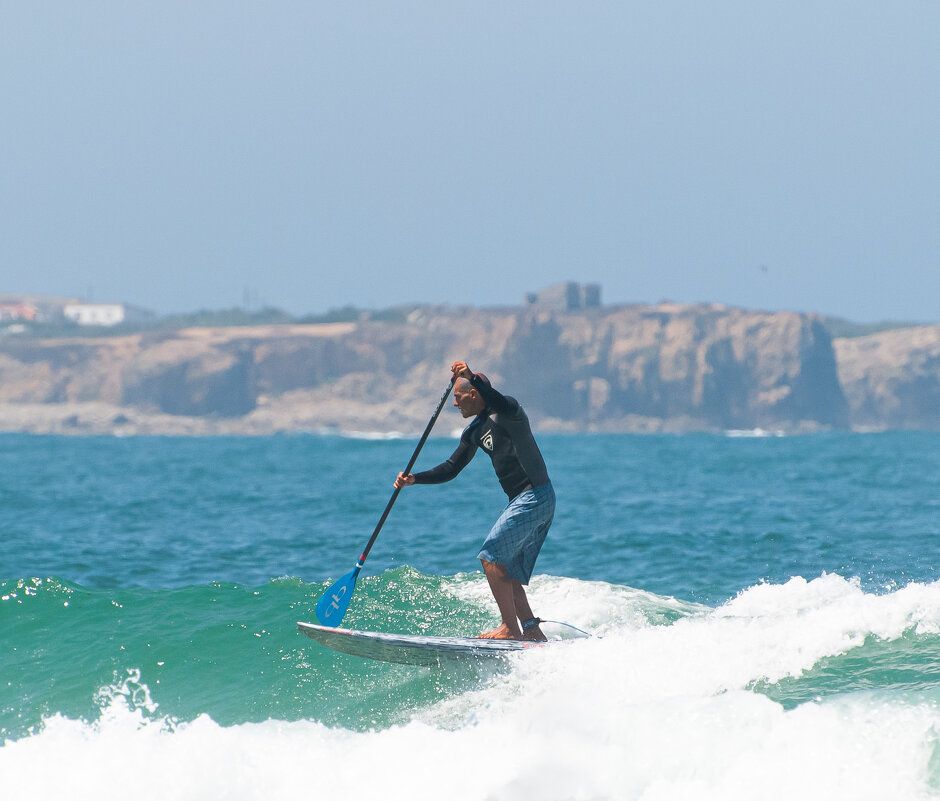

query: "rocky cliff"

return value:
[0, 303, 865, 435]
[834, 325, 940, 430]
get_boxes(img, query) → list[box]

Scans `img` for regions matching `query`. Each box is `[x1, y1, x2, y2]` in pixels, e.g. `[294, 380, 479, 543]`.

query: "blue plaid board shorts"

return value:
[477, 482, 555, 584]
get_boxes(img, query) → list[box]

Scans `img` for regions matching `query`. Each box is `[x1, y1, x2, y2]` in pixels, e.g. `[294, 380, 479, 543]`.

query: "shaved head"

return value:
[452, 375, 486, 418]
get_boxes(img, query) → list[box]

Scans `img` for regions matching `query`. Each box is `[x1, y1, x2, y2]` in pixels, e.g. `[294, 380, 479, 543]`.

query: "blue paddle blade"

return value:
[315, 566, 361, 626]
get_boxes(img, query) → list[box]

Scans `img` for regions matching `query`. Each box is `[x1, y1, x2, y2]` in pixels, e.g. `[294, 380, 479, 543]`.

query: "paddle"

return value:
[315, 374, 458, 626]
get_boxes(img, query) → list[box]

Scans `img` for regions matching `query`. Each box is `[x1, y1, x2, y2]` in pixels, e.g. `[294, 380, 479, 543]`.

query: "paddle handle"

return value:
[356, 374, 457, 566]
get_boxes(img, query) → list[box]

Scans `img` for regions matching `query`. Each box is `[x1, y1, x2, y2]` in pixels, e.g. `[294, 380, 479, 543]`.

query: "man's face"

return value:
[453, 381, 483, 418]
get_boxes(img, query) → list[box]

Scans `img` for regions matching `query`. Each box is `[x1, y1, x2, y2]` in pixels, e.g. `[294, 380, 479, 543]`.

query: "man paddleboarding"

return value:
[394, 361, 554, 642]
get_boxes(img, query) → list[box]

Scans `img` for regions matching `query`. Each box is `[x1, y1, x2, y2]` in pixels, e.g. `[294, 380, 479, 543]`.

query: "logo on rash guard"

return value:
[481, 430, 494, 451]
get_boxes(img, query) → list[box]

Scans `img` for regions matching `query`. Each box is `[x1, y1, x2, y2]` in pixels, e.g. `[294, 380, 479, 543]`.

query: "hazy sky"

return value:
[2, 3, 938, 321]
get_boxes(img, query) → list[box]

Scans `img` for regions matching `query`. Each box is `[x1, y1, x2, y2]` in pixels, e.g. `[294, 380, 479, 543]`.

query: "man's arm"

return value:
[452, 359, 514, 415]
[394, 434, 476, 488]
[469, 373, 514, 415]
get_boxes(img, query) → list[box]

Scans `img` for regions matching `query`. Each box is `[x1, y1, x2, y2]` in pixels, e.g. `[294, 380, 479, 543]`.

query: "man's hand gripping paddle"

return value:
[315, 374, 457, 626]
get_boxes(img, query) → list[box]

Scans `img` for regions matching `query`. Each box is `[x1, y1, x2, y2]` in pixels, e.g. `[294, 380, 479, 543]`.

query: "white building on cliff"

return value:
[63, 302, 156, 327]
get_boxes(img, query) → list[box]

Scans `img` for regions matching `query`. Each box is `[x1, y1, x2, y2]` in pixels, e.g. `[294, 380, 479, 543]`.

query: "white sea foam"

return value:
[724, 427, 787, 437]
[340, 429, 408, 440]
[5, 574, 940, 800]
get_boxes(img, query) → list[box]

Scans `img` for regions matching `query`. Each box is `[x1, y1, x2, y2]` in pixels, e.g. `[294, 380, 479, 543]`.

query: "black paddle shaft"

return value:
[356, 374, 457, 565]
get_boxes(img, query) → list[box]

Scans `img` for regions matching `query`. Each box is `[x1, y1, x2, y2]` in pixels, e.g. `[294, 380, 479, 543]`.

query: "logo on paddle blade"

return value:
[481, 430, 494, 451]
[321, 585, 347, 618]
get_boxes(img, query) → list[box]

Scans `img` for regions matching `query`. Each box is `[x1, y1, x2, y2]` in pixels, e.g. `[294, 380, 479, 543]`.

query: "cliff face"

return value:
[0, 304, 858, 435]
[834, 325, 940, 430]
[549, 304, 847, 431]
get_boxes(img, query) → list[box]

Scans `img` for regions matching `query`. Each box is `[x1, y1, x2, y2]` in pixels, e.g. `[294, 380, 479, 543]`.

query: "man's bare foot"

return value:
[522, 624, 547, 642]
[477, 623, 519, 640]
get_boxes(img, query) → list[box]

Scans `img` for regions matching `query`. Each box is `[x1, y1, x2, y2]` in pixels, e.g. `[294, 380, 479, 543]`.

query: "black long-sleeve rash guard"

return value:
[412, 373, 550, 500]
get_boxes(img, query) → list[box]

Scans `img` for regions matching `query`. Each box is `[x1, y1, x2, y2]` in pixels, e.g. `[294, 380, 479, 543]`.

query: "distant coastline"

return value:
[1, 300, 939, 435]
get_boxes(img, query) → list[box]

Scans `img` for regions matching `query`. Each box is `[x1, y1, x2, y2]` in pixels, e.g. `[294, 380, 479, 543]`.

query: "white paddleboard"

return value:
[297, 621, 545, 666]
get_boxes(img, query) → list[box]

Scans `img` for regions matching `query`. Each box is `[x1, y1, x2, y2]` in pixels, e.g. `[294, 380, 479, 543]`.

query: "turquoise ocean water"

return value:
[3, 430, 940, 799]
